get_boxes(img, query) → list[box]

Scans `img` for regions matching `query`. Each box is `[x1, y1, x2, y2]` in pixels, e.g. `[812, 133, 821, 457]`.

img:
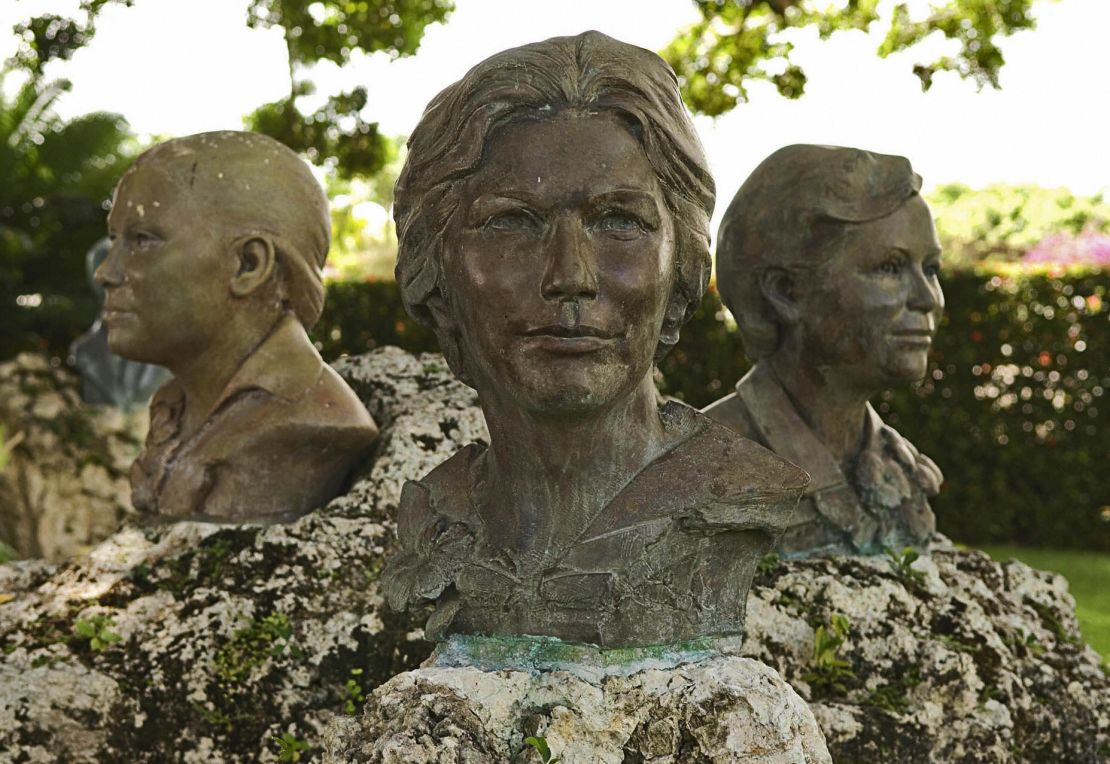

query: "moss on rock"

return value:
[0, 348, 486, 762]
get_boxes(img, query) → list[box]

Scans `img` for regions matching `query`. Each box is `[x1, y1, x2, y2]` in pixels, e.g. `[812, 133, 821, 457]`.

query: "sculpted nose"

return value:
[908, 265, 943, 315]
[540, 217, 598, 301]
[94, 240, 126, 288]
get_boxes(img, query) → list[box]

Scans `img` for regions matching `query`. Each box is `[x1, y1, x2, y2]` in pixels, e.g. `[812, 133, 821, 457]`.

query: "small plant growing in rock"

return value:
[863, 668, 921, 714]
[523, 735, 561, 763]
[756, 552, 781, 577]
[343, 667, 365, 714]
[885, 546, 926, 589]
[214, 612, 295, 684]
[71, 614, 121, 652]
[977, 684, 1005, 708]
[803, 613, 855, 694]
[935, 633, 977, 654]
[273, 731, 309, 762]
[1027, 599, 1080, 646]
[1005, 628, 1046, 657]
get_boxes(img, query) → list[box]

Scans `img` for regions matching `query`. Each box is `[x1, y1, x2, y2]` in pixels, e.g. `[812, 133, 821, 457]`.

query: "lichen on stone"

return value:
[322, 655, 832, 763]
[0, 354, 147, 561]
[0, 347, 485, 762]
[742, 546, 1110, 763]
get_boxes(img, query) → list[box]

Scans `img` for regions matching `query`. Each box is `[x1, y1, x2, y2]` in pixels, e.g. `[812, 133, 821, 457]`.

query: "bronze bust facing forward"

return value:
[96, 131, 378, 523]
[704, 144, 945, 558]
[381, 32, 807, 648]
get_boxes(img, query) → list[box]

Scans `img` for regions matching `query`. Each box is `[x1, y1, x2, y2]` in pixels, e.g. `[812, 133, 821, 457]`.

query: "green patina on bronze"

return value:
[430, 633, 746, 675]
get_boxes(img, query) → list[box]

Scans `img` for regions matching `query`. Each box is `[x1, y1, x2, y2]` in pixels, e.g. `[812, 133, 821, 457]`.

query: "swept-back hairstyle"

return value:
[394, 30, 715, 362]
[716, 144, 922, 360]
[125, 131, 331, 328]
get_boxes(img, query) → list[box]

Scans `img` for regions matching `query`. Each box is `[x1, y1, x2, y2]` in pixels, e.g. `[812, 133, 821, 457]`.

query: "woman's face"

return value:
[441, 111, 677, 415]
[98, 163, 233, 367]
[790, 195, 944, 391]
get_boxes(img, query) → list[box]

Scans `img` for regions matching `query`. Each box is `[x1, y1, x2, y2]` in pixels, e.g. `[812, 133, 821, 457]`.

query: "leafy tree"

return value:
[0, 69, 137, 358]
[243, 0, 453, 178]
[663, 0, 1045, 117]
[8, 0, 134, 76]
[9, 0, 452, 177]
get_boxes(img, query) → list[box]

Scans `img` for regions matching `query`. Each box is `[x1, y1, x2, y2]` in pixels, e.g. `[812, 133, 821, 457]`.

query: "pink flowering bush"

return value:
[1023, 225, 1110, 267]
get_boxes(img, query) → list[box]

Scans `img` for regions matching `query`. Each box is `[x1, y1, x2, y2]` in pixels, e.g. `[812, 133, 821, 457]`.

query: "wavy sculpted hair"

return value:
[716, 144, 923, 361]
[394, 31, 715, 366]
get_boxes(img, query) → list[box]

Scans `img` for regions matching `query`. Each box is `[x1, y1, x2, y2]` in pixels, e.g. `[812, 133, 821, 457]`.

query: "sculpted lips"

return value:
[888, 326, 934, 345]
[520, 323, 619, 354]
[102, 295, 136, 322]
[523, 324, 616, 339]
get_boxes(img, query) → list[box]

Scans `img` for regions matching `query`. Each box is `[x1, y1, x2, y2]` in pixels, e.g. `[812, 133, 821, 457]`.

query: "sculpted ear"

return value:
[759, 267, 801, 325]
[658, 292, 687, 349]
[229, 236, 276, 297]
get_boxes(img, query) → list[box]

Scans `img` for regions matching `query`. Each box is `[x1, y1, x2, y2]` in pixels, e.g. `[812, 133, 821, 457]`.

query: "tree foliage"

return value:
[8, 0, 134, 75]
[245, 0, 454, 67]
[243, 0, 454, 179]
[0, 70, 137, 358]
[663, 0, 1044, 117]
[244, 81, 394, 178]
[8, 0, 453, 179]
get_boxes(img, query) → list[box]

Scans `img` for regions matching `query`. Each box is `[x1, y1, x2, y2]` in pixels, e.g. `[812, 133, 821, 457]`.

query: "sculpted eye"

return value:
[594, 210, 644, 238]
[924, 260, 942, 278]
[876, 257, 903, 277]
[484, 209, 540, 233]
[133, 231, 160, 249]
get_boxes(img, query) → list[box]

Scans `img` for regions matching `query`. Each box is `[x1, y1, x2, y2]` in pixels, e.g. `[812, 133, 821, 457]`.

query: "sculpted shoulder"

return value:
[579, 402, 809, 540]
[700, 390, 760, 443]
[134, 319, 378, 523]
[383, 445, 482, 612]
[674, 402, 809, 498]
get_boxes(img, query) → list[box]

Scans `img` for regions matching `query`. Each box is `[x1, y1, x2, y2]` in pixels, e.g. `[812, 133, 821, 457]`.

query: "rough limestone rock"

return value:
[0, 354, 147, 561]
[742, 547, 1110, 763]
[6, 345, 1105, 763]
[0, 347, 487, 763]
[322, 656, 831, 764]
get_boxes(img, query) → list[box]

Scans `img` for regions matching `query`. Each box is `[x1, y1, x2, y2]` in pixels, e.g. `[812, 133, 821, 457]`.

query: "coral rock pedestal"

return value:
[323, 649, 831, 764]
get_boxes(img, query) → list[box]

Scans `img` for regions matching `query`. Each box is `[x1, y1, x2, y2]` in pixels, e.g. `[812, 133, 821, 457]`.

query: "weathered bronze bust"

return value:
[704, 144, 945, 557]
[381, 32, 807, 648]
[96, 131, 378, 523]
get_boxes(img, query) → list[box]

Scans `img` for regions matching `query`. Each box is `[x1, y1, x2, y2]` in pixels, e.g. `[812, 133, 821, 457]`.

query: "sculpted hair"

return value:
[394, 30, 715, 360]
[127, 131, 331, 329]
[716, 144, 923, 360]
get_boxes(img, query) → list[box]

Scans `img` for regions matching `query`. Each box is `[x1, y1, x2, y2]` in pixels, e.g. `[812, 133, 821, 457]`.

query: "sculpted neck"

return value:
[766, 348, 874, 468]
[476, 373, 668, 564]
[166, 312, 281, 436]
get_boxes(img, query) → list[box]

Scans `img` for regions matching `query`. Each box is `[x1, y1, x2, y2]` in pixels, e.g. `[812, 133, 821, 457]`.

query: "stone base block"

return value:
[323, 655, 831, 764]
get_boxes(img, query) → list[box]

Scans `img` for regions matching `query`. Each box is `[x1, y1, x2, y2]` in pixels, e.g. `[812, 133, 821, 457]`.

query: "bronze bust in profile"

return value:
[704, 144, 945, 558]
[97, 131, 378, 523]
[381, 32, 807, 648]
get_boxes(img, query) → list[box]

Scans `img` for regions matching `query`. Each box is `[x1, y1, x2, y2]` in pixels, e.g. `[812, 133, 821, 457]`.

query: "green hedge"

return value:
[877, 269, 1109, 552]
[7, 269, 1107, 551]
[314, 269, 1110, 551]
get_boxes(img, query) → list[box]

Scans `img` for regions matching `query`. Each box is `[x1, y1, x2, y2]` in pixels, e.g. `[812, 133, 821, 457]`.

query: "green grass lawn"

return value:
[981, 545, 1110, 660]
